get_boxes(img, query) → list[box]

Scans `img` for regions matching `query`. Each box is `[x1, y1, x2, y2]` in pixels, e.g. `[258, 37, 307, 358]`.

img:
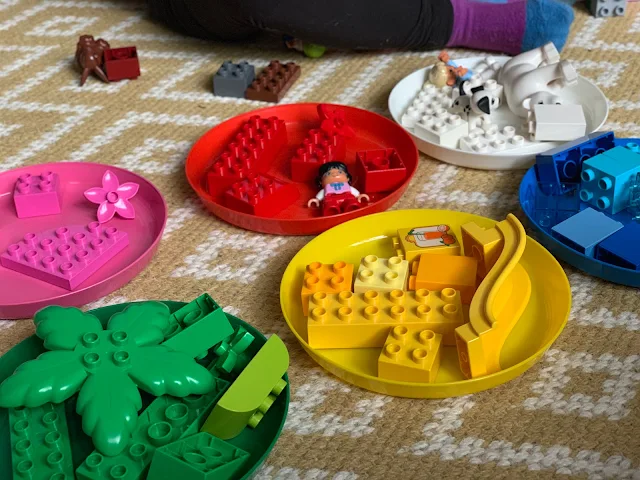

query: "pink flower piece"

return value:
[84, 170, 139, 223]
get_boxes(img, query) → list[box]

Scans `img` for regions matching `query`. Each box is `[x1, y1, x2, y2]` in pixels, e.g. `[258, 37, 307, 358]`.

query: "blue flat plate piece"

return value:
[519, 137, 640, 287]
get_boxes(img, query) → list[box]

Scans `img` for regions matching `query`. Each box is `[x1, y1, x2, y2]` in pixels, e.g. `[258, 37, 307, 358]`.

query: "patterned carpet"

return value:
[1, 1, 639, 478]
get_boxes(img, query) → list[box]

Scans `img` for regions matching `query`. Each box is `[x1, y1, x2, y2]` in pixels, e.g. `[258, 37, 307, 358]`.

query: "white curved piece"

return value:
[500, 42, 578, 118]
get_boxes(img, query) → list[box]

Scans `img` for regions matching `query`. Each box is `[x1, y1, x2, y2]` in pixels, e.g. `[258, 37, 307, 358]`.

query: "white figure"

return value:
[498, 42, 578, 118]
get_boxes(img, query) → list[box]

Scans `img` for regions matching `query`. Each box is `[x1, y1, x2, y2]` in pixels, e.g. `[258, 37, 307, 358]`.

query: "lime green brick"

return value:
[201, 335, 289, 440]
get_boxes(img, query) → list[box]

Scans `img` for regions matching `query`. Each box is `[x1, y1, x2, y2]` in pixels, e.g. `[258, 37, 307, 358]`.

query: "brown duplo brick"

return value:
[245, 61, 301, 103]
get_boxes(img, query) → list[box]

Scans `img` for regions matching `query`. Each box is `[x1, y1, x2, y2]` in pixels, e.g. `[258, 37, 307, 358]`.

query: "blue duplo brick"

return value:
[596, 222, 640, 270]
[551, 207, 624, 257]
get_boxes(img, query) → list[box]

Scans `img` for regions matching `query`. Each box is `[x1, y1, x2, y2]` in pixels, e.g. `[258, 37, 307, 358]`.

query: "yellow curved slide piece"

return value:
[455, 214, 532, 379]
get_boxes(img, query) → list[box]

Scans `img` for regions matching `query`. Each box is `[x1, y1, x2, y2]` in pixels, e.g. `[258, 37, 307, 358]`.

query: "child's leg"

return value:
[148, 0, 573, 55]
[148, 0, 260, 41]
[447, 0, 574, 54]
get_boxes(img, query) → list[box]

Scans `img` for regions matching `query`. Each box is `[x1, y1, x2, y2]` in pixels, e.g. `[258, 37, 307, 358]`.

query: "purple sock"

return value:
[447, 0, 574, 55]
[447, 0, 527, 55]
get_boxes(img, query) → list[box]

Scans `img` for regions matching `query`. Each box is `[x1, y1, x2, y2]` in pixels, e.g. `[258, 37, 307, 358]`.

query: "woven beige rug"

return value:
[1, 1, 639, 478]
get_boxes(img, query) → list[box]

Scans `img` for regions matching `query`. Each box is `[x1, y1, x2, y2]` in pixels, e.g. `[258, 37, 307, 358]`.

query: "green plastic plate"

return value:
[0, 301, 289, 480]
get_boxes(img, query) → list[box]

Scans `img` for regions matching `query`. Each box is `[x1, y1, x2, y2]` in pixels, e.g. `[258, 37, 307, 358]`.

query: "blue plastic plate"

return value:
[519, 137, 640, 287]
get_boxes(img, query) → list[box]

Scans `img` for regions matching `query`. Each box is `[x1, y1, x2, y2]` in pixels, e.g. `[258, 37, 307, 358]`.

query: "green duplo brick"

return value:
[75, 377, 229, 480]
[147, 432, 249, 480]
[163, 294, 234, 358]
[9, 403, 74, 480]
[201, 335, 289, 440]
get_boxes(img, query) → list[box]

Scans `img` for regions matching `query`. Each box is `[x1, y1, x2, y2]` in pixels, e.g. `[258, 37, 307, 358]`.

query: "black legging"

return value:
[148, 0, 454, 50]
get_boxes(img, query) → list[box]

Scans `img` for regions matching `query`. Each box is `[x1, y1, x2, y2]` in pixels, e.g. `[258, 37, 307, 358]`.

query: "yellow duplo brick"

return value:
[392, 225, 461, 263]
[301, 261, 354, 315]
[353, 255, 409, 293]
[408, 254, 477, 304]
[378, 325, 442, 383]
[460, 222, 504, 279]
[306, 288, 465, 349]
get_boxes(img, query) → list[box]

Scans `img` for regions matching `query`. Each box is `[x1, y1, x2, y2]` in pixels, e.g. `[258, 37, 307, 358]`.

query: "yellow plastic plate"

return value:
[280, 210, 571, 398]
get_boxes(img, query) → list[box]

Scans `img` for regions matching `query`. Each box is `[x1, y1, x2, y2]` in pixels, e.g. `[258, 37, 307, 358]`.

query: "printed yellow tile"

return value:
[392, 225, 461, 263]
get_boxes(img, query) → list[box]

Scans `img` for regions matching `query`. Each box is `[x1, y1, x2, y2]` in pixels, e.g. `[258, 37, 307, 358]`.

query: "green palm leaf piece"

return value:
[106, 302, 171, 346]
[77, 367, 142, 456]
[35, 305, 103, 350]
[0, 350, 87, 407]
[0, 302, 217, 456]
[128, 345, 215, 397]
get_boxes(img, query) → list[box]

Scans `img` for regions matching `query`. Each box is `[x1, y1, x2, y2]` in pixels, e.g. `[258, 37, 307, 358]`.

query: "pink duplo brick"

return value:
[13, 171, 62, 218]
[0, 223, 129, 290]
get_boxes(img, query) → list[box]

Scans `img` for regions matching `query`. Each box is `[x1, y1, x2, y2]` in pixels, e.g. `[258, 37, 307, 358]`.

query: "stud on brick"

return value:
[245, 61, 301, 103]
[103, 46, 140, 82]
[13, 172, 62, 218]
[207, 115, 288, 191]
[408, 254, 477, 304]
[301, 261, 354, 315]
[147, 432, 250, 480]
[353, 255, 409, 293]
[579, 146, 640, 215]
[213, 61, 255, 98]
[290, 128, 346, 183]
[354, 148, 407, 193]
[0, 223, 129, 290]
[378, 326, 443, 383]
[223, 173, 299, 217]
[307, 288, 464, 348]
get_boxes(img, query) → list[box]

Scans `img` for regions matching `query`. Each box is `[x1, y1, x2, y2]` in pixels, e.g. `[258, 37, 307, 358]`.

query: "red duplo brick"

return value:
[207, 116, 288, 193]
[224, 173, 299, 217]
[290, 129, 346, 183]
[355, 148, 407, 193]
[103, 46, 140, 81]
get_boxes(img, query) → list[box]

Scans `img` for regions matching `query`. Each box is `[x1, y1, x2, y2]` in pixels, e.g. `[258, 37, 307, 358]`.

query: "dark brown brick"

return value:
[245, 61, 301, 103]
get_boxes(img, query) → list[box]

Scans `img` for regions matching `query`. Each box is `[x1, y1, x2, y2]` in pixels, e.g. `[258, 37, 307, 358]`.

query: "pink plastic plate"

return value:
[0, 163, 167, 319]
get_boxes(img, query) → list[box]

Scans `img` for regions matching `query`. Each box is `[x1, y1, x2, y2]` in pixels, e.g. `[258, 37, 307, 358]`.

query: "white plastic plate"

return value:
[388, 56, 609, 170]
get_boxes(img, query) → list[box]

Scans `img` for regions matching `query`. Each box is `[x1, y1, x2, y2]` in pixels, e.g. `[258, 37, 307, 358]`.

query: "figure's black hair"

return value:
[316, 161, 352, 188]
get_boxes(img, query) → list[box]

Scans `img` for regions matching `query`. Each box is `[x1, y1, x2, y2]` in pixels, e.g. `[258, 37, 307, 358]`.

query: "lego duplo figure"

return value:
[307, 161, 369, 216]
[428, 61, 452, 88]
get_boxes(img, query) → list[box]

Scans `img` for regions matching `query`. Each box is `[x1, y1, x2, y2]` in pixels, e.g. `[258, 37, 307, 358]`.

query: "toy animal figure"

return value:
[452, 83, 500, 116]
[76, 34, 110, 86]
[307, 161, 369, 216]
[498, 42, 577, 118]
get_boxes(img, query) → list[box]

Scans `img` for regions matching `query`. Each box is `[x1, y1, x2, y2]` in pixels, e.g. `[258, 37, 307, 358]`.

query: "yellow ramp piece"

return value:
[455, 214, 532, 379]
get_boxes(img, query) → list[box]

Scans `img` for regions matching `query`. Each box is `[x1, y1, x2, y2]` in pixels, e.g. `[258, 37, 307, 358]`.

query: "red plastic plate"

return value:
[0, 163, 167, 319]
[185, 103, 419, 235]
